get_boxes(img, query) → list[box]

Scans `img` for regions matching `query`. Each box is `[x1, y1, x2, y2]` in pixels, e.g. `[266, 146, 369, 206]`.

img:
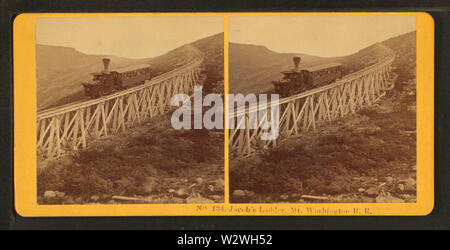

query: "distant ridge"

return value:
[36, 44, 138, 110]
[228, 42, 334, 94]
[229, 31, 416, 95]
[36, 32, 223, 110]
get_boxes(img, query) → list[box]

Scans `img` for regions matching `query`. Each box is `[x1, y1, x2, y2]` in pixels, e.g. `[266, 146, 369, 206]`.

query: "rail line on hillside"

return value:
[229, 54, 396, 157]
[37, 59, 203, 158]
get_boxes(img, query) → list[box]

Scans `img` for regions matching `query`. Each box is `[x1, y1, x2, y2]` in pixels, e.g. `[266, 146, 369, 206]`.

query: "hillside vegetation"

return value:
[191, 33, 224, 94]
[37, 34, 225, 205]
[136, 44, 203, 75]
[230, 31, 417, 203]
[38, 117, 224, 205]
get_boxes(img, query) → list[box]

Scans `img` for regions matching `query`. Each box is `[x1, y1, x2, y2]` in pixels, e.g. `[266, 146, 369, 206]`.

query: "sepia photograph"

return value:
[6, 1, 442, 227]
[35, 16, 225, 205]
[228, 15, 417, 204]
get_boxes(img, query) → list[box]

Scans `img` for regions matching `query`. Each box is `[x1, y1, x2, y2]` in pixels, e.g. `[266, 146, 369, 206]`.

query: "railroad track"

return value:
[37, 53, 395, 159]
[229, 53, 396, 157]
[37, 59, 203, 119]
[37, 58, 203, 158]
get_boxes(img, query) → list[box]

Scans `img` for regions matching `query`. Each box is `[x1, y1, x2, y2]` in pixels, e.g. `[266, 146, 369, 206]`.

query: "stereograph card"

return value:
[13, 12, 434, 216]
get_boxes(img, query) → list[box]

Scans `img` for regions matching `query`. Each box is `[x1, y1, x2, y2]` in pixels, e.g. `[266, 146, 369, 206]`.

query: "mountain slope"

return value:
[191, 33, 224, 94]
[337, 43, 392, 75]
[229, 31, 417, 203]
[136, 44, 203, 76]
[229, 43, 332, 94]
[382, 31, 416, 85]
[36, 37, 208, 110]
[36, 35, 225, 205]
[36, 45, 138, 110]
[229, 31, 415, 95]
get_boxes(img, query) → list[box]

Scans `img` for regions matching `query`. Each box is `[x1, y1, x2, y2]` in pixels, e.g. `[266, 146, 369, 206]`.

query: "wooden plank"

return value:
[37, 119, 46, 148]
[46, 118, 55, 158]
[101, 102, 108, 136]
[55, 116, 61, 156]
[72, 111, 79, 149]
[79, 109, 87, 149]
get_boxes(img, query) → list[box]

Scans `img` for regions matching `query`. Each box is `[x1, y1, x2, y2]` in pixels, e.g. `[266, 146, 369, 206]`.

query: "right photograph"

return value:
[228, 15, 417, 203]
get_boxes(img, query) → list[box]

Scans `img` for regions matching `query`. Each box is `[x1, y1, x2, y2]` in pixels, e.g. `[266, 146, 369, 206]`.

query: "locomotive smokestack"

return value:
[293, 56, 301, 72]
[102, 58, 110, 74]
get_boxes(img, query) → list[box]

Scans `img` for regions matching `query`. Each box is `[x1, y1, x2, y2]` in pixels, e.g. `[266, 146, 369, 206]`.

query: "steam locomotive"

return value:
[272, 56, 342, 97]
[82, 58, 152, 98]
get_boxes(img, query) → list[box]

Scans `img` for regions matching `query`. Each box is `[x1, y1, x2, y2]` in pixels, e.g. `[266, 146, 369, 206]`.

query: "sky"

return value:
[229, 15, 416, 57]
[36, 16, 223, 59]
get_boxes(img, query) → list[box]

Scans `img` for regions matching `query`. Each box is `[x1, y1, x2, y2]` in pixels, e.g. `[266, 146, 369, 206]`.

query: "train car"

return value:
[272, 56, 342, 97]
[82, 58, 152, 98]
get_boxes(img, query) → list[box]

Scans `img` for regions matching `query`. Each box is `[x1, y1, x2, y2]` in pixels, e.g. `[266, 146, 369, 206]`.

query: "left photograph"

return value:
[35, 16, 224, 205]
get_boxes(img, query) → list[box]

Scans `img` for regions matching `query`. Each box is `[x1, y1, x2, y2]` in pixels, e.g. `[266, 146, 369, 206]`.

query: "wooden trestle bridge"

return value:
[229, 54, 396, 157]
[37, 54, 396, 159]
[37, 59, 202, 158]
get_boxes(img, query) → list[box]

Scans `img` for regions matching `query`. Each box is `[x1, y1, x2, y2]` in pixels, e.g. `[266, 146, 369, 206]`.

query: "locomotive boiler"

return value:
[272, 56, 343, 97]
[82, 58, 152, 98]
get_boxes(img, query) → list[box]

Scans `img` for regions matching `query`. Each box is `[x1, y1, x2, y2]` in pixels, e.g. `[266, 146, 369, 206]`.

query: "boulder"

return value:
[232, 190, 246, 197]
[245, 190, 255, 197]
[90, 195, 100, 202]
[195, 177, 204, 184]
[43, 191, 57, 199]
[364, 187, 378, 197]
[212, 195, 222, 201]
[55, 191, 66, 198]
[175, 188, 189, 198]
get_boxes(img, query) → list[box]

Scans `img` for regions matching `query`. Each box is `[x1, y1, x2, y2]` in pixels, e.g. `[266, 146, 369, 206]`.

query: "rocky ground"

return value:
[37, 115, 224, 205]
[37, 33, 226, 205]
[230, 69, 417, 203]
